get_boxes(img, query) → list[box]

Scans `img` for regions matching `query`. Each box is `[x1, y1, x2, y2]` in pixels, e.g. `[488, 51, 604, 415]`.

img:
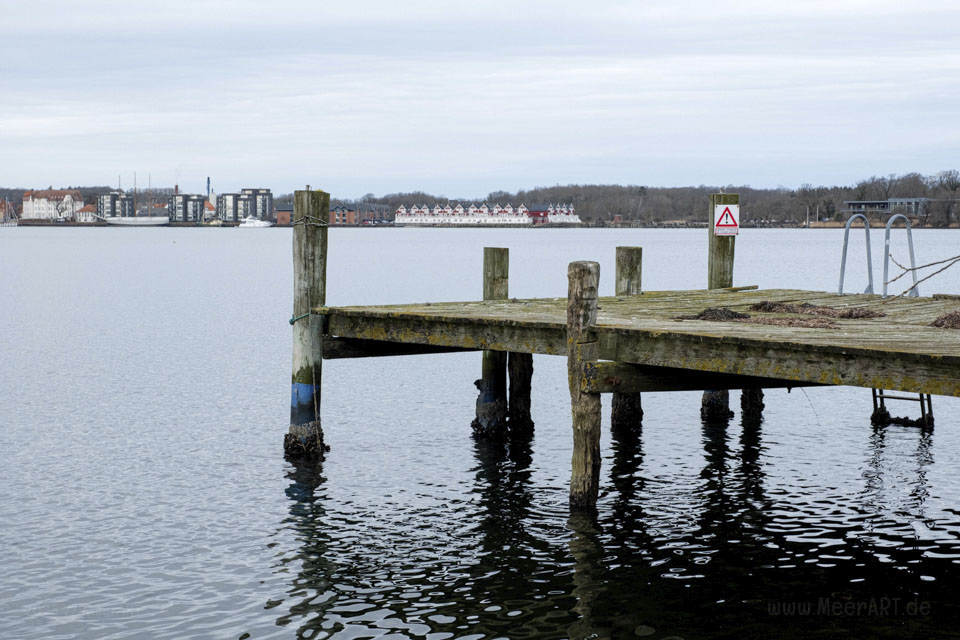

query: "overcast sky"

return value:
[2, 0, 958, 198]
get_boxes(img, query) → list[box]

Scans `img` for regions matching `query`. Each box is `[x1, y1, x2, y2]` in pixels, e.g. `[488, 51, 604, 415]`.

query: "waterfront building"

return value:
[217, 193, 246, 222]
[97, 191, 134, 218]
[331, 205, 357, 225]
[241, 188, 274, 221]
[218, 188, 274, 222]
[842, 198, 929, 219]
[168, 194, 207, 223]
[22, 189, 85, 221]
[395, 202, 579, 225]
[76, 204, 97, 223]
[357, 202, 391, 224]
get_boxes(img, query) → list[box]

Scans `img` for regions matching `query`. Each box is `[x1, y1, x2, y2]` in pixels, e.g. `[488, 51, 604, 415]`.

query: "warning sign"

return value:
[714, 204, 739, 236]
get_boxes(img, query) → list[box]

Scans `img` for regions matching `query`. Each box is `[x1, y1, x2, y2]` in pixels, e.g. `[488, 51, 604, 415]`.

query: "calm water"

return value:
[2, 227, 960, 640]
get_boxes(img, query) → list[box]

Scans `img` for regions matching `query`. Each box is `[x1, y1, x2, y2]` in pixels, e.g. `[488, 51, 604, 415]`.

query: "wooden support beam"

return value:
[286, 188, 329, 460]
[741, 387, 765, 424]
[325, 312, 960, 397]
[568, 261, 602, 510]
[322, 337, 475, 359]
[612, 246, 643, 432]
[582, 361, 824, 394]
[472, 247, 509, 438]
[703, 193, 739, 421]
[508, 352, 534, 434]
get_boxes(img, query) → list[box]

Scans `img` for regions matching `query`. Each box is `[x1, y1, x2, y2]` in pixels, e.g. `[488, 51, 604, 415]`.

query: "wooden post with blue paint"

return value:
[611, 246, 643, 433]
[285, 188, 329, 460]
[472, 247, 509, 438]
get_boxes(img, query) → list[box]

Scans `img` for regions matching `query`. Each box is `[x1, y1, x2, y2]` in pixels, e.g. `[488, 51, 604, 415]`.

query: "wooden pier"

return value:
[287, 189, 960, 509]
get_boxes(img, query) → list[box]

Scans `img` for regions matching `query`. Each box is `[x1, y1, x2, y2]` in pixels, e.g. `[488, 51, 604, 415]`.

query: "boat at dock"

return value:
[104, 216, 169, 226]
[238, 216, 273, 228]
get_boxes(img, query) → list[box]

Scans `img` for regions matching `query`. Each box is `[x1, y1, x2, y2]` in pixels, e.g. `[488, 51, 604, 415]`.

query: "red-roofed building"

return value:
[23, 189, 85, 221]
[77, 204, 97, 223]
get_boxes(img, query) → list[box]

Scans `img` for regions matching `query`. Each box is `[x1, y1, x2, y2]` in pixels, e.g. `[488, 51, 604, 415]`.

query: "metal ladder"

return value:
[839, 214, 930, 425]
[838, 214, 874, 295]
[882, 214, 920, 298]
[872, 389, 934, 428]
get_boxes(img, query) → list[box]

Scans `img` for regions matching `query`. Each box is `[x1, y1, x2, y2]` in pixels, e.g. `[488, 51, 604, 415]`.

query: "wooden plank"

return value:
[319, 286, 960, 397]
[324, 311, 960, 396]
[582, 361, 824, 394]
[600, 329, 960, 397]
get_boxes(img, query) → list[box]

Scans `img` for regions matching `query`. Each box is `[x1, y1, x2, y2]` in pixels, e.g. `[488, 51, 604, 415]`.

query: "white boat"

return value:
[238, 216, 273, 228]
[104, 216, 169, 227]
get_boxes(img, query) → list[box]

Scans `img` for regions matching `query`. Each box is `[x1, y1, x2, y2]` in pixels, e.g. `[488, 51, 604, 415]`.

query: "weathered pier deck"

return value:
[286, 188, 960, 510]
[320, 288, 960, 397]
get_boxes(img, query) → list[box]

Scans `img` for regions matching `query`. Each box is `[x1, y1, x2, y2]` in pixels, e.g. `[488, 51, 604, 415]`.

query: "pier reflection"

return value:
[269, 410, 960, 639]
[862, 423, 934, 522]
[464, 431, 581, 637]
[273, 462, 337, 636]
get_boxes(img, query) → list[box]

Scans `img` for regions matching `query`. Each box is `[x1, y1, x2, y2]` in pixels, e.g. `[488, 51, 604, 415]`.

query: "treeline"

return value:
[315, 170, 960, 227]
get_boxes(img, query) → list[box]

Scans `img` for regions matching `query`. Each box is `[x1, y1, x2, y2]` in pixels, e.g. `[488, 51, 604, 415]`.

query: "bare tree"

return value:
[937, 169, 960, 193]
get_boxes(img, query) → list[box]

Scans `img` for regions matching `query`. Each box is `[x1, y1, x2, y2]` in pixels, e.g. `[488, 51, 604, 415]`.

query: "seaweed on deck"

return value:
[676, 307, 750, 321]
[749, 301, 886, 319]
[676, 306, 840, 329]
[931, 310, 960, 329]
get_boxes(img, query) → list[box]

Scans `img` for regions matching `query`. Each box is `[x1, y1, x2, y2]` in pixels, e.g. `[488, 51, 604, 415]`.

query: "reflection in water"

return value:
[271, 414, 960, 639]
[274, 462, 336, 636]
[466, 432, 580, 637]
[567, 513, 608, 640]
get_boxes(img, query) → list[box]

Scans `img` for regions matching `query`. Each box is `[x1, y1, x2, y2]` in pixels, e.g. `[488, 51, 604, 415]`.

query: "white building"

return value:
[76, 204, 98, 223]
[395, 201, 579, 226]
[22, 189, 84, 220]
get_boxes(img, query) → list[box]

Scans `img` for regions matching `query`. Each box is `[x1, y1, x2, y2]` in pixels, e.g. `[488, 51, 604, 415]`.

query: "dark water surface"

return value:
[2, 227, 960, 639]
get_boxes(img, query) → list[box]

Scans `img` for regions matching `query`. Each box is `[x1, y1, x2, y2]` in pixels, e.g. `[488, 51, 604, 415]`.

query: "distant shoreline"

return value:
[8, 220, 960, 230]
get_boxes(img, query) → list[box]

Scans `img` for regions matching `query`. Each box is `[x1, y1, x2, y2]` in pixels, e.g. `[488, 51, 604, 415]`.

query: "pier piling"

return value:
[285, 188, 329, 460]
[611, 247, 644, 433]
[740, 387, 765, 424]
[702, 193, 738, 422]
[568, 261, 602, 510]
[472, 247, 509, 438]
[508, 352, 534, 434]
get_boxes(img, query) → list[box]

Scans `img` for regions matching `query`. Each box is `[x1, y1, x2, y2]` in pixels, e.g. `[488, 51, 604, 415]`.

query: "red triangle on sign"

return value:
[716, 206, 738, 227]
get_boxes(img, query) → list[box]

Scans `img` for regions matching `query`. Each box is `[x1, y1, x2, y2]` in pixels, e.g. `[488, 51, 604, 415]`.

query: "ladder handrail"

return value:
[838, 214, 874, 295]
[882, 214, 919, 298]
